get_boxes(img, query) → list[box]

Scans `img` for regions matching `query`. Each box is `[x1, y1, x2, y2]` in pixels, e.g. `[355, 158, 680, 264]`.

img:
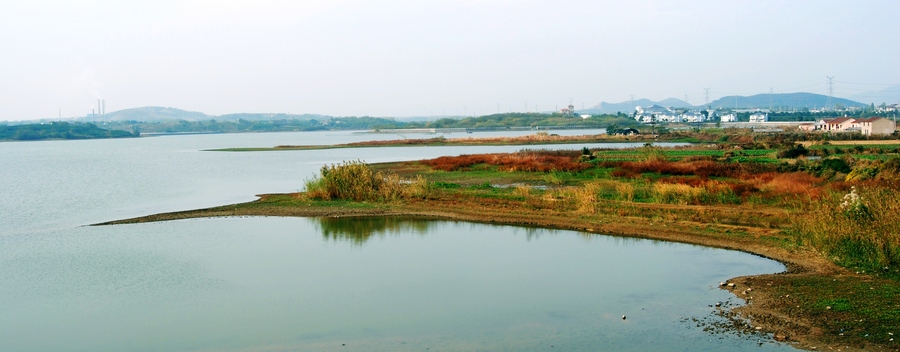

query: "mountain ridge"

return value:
[78, 106, 332, 122]
[585, 92, 867, 114]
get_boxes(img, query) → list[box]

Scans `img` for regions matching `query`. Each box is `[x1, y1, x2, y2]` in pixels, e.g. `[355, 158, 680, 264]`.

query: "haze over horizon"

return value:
[3, 0, 899, 121]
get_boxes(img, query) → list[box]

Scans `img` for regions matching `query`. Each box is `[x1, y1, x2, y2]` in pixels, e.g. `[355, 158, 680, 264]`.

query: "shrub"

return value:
[305, 160, 429, 201]
[777, 144, 808, 158]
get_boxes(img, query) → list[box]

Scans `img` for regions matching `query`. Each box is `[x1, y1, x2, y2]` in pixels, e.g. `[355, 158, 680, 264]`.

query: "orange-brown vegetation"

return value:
[421, 150, 589, 172]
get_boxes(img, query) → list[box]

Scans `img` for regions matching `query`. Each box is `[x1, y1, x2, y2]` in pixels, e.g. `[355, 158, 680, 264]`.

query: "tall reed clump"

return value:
[652, 183, 705, 205]
[305, 160, 430, 202]
[575, 182, 601, 214]
[793, 186, 900, 278]
[615, 182, 635, 202]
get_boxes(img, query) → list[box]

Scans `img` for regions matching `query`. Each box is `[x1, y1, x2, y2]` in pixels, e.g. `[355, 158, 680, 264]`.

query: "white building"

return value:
[635, 105, 679, 123]
[749, 112, 768, 123]
[681, 111, 705, 123]
[719, 113, 737, 122]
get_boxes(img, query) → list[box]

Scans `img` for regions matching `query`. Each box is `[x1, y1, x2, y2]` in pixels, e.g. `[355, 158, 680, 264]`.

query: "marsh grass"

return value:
[652, 183, 704, 205]
[794, 186, 900, 279]
[305, 160, 430, 202]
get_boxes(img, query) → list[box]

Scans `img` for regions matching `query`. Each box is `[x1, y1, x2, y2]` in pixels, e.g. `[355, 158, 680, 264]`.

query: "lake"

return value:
[0, 130, 794, 351]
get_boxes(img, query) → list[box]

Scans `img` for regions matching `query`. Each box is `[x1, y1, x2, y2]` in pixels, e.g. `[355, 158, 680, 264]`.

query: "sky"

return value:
[2, 0, 899, 121]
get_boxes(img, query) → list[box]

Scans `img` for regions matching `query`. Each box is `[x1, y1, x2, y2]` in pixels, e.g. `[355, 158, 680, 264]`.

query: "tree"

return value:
[606, 123, 619, 135]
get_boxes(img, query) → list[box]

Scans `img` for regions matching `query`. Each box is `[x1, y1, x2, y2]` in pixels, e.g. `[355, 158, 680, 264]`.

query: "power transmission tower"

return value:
[703, 88, 710, 108]
[826, 76, 835, 110]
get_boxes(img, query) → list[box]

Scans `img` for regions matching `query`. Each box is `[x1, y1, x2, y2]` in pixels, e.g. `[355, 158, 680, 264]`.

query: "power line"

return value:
[834, 80, 898, 86]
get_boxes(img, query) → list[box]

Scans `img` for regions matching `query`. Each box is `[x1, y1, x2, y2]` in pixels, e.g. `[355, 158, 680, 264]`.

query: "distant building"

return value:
[635, 105, 678, 123]
[856, 117, 897, 136]
[719, 113, 737, 122]
[560, 103, 576, 117]
[798, 123, 815, 132]
[818, 117, 896, 135]
[820, 117, 855, 132]
[681, 111, 705, 123]
[749, 112, 768, 123]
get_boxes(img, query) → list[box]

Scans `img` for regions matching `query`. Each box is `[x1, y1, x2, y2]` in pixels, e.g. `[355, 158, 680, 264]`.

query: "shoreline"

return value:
[94, 192, 874, 351]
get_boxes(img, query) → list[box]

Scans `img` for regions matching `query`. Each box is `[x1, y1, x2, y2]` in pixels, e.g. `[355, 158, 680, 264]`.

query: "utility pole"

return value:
[826, 76, 835, 110]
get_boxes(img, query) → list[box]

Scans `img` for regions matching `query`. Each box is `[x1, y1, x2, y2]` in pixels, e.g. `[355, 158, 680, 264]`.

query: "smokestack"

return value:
[102, 100, 106, 115]
[98, 100, 101, 116]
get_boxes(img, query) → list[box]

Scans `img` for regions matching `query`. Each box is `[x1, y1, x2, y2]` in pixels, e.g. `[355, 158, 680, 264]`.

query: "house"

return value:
[560, 104, 576, 117]
[856, 117, 897, 136]
[749, 112, 768, 123]
[720, 113, 737, 122]
[681, 111, 705, 123]
[798, 123, 816, 132]
[635, 105, 679, 123]
[818, 117, 897, 135]
[820, 117, 855, 132]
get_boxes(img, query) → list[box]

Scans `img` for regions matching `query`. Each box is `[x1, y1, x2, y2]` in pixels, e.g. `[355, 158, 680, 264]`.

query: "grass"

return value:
[764, 274, 900, 348]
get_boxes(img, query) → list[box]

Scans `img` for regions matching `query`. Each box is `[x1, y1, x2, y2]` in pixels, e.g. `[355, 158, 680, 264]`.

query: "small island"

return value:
[99, 128, 900, 351]
[0, 122, 138, 141]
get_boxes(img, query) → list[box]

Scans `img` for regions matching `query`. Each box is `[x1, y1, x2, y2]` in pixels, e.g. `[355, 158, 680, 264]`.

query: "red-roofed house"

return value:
[817, 117, 897, 135]
[820, 117, 855, 132]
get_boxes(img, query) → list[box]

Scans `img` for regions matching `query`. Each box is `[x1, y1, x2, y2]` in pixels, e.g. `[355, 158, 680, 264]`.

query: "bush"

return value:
[305, 160, 430, 201]
[777, 144, 808, 158]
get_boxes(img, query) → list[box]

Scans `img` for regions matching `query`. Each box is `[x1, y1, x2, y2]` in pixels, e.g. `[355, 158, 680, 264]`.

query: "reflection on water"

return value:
[314, 216, 664, 246]
[0, 216, 793, 352]
[314, 216, 433, 244]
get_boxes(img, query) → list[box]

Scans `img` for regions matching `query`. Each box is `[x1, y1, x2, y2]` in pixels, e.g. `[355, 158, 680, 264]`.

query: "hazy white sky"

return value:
[2, 0, 899, 120]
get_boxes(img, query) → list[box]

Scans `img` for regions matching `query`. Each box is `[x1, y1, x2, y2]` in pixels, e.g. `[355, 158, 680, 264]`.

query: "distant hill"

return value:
[216, 113, 329, 122]
[708, 92, 866, 110]
[849, 85, 900, 105]
[585, 92, 866, 114]
[582, 98, 692, 115]
[89, 107, 210, 122]
[86, 106, 334, 122]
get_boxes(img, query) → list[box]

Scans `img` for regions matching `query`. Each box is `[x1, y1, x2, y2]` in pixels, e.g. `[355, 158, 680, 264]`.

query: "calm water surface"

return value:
[0, 131, 794, 351]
